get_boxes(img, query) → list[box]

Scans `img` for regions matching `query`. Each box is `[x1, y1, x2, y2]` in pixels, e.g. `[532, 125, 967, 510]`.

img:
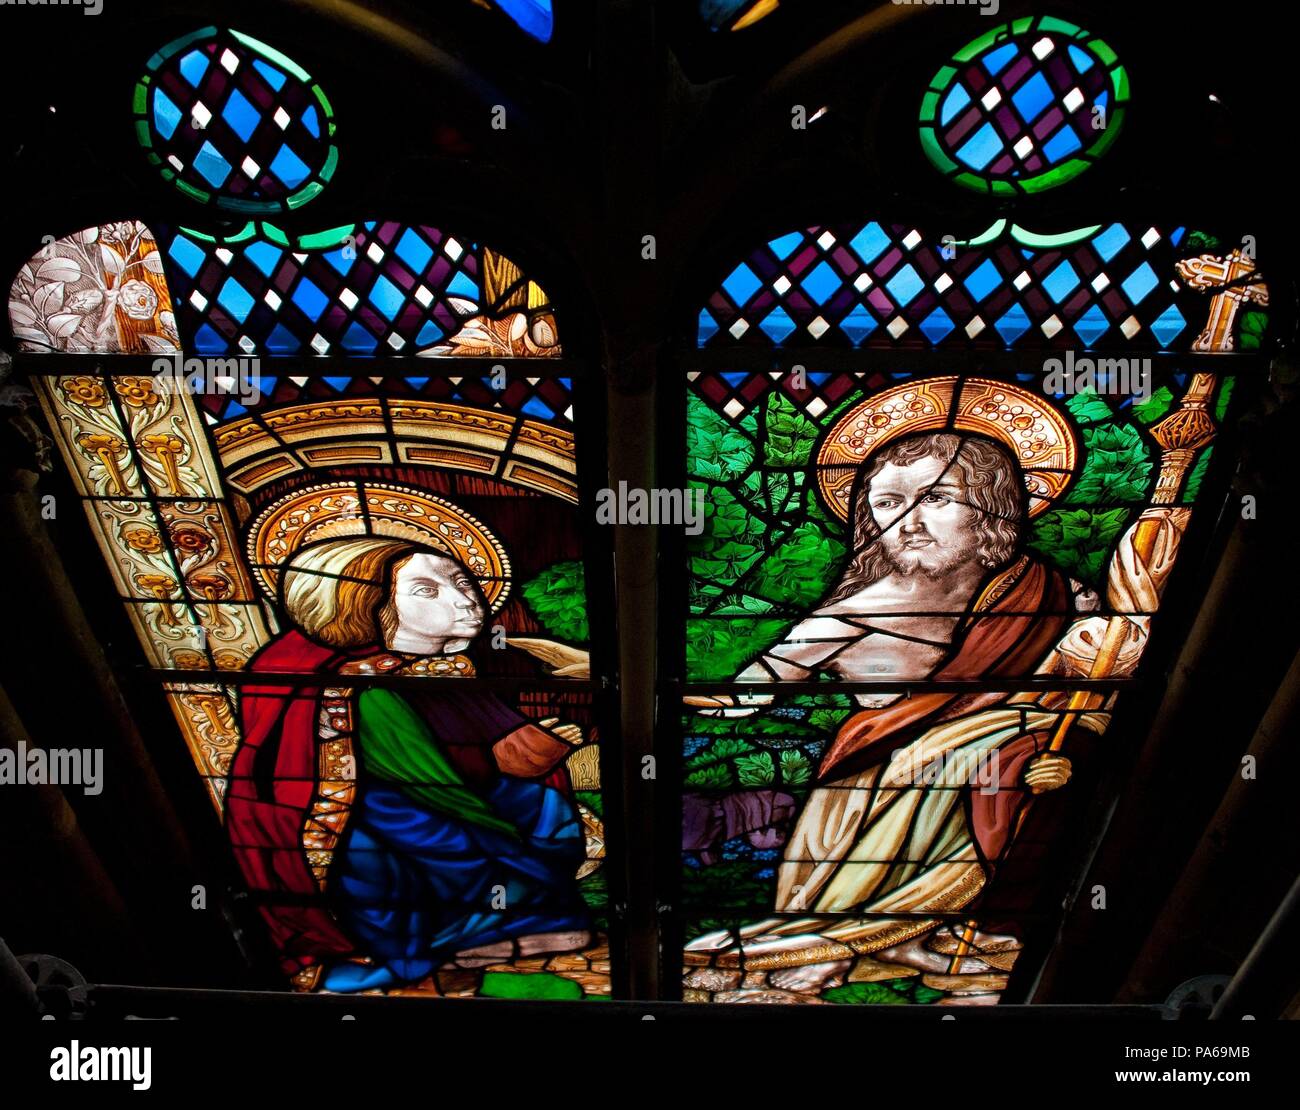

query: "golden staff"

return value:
[947, 372, 1220, 973]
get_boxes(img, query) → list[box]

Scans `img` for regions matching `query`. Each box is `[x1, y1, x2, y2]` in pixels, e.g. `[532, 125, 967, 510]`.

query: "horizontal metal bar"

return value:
[12, 353, 588, 376]
[668, 677, 1142, 694]
[144, 666, 604, 693]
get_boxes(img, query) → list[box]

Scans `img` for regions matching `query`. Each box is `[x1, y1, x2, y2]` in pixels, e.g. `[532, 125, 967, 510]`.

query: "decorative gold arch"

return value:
[815, 376, 1079, 522]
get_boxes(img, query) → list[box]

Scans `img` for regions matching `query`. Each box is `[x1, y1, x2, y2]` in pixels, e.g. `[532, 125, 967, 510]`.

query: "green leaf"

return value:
[1214, 376, 1236, 422]
[684, 762, 733, 789]
[764, 392, 821, 468]
[1029, 507, 1130, 586]
[519, 560, 589, 644]
[1064, 390, 1113, 425]
[687, 393, 756, 482]
[1239, 311, 1267, 351]
[735, 752, 775, 786]
[1065, 422, 1152, 504]
[686, 737, 752, 768]
[1132, 386, 1173, 424]
[686, 617, 793, 680]
[779, 750, 812, 785]
[1182, 446, 1213, 502]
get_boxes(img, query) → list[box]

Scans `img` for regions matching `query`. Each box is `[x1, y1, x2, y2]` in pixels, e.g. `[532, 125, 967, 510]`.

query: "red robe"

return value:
[815, 556, 1072, 867]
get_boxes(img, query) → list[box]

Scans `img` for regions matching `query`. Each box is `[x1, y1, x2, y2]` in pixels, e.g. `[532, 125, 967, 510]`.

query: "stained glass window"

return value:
[700, 222, 1269, 353]
[680, 190, 1263, 1002]
[134, 27, 338, 213]
[919, 16, 1128, 195]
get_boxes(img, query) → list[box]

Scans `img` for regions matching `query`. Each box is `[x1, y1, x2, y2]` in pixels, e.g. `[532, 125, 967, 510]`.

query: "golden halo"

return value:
[247, 481, 512, 613]
[815, 376, 1078, 523]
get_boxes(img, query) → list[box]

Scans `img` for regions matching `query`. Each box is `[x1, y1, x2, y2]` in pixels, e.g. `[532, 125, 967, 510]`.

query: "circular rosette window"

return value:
[919, 16, 1128, 195]
[134, 27, 338, 214]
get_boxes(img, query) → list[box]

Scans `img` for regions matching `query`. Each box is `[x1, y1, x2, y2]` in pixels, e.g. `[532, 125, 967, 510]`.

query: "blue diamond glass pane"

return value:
[521, 397, 555, 419]
[722, 263, 761, 308]
[179, 49, 209, 87]
[168, 235, 206, 279]
[342, 321, 378, 352]
[447, 270, 479, 301]
[194, 322, 225, 354]
[840, 305, 877, 344]
[301, 106, 321, 138]
[801, 261, 841, 306]
[698, 309, 719, 344]
[963, 259, 1002, 302]
[395, 228, 433, 274]
[194, 141, 232, 188]
[245, 240, 282, 278]
[941, 83, 971, 126]
[1150, 304, 1187, 347]
[983, 42, 1018, 76]
[885, 264, 924, 308]
[849, 222, 891, 265]
[994, 304, 1031, 345]
[266, 322, 299, 353]
[768, 232, 803, 260]
[920, 307, 955, 345]
[495, 0, 554, 42]
[1042, 126, 1083, 162]
[216, 277, 254, 322]
[1068, 44, 1095, 73]
[759, 306, 795, 344]
[253, 60, 287, 91]
[956, 121, 1002, 171]
[1122, 262, 1158, 305]
[291, 277, 329, 320]
[415, 320, 444, 347]
[1092, 224, 1131, 262]
[222, 89, 260, 143]
[269, 144, 310, 189]
[1042, 261, 1082, 304]
[1072, 304, 1110, 346]
[369, 275, 405, 322]
[323, 248, 354, 276]
[1011, 72, 1053, 124]
[153, 89, 182, 141]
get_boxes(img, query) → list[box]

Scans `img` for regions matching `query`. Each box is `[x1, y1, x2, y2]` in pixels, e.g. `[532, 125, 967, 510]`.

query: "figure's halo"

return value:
[246, 480, 512, 612]
[815, 376, 1079, 523]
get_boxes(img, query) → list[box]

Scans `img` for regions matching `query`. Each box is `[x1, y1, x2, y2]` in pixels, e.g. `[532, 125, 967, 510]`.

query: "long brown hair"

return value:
[281, 538, 419, 649]
[824, 432, 1023, 605]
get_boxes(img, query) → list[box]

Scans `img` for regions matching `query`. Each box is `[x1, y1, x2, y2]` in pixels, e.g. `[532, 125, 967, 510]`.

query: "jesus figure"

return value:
[686, 429, 1185, 995]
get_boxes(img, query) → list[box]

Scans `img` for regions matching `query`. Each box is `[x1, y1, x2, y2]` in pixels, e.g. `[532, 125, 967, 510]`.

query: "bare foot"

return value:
[875, 935, 992, 975]
[768, 959, 852, 994]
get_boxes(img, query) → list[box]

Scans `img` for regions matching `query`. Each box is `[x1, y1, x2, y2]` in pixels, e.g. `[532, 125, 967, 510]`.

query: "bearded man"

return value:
[686, 428, 1183, 992]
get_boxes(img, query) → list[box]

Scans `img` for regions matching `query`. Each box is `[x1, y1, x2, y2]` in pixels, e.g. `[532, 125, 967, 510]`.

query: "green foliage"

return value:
[687, 393, 755, 481]
[681, 861, 773, 911]
[1064, 390, 1113, 425]
[575, 790, 602, 818]
[1186, 230, 1224, 252]
[685, 617, 793, 680]
[687, 737, 751, 766]
[1215, 376, 1236, 422]
[735, 752, 775, 786]
[1240, 311, 1267, 351]
[764, 393, 821, 468]
[520, 561, 589, 644]
[1065, 422, 1152, 504]
[1132, 386, 1173, 424]
[821, 978, 944, 1005]
[684, 762, 734, 789]
[746, 523, 844, 606]
[779, 750, 813, 785]
[1029, 507, 1130, 586]
[1183, 447, 1213, 503]
[809, 706, 854, 735]
[480, 971, 583, 1001]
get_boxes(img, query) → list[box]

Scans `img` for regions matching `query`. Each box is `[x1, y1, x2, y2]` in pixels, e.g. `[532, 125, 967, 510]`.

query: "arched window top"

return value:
[919, 15, 1128, 195]
[699, 220, 1269, 354]
[134, 27, 338, 213]
[10, 220, 563, 358]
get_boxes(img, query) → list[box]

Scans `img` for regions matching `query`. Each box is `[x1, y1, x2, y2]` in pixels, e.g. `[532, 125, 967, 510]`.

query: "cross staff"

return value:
[947, 372, 1220, 974]
[1176, 248, 1268, 352]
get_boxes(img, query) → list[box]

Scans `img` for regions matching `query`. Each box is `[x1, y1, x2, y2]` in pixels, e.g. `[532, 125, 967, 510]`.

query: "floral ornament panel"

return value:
[919, 15, 1129, 195]
[134, 27, 338, 214]
[678, 369, 1234, 1004]
[699, 223, 1269, 354]
[156, 220, 561, 357]
[9, 222, 179, 354]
